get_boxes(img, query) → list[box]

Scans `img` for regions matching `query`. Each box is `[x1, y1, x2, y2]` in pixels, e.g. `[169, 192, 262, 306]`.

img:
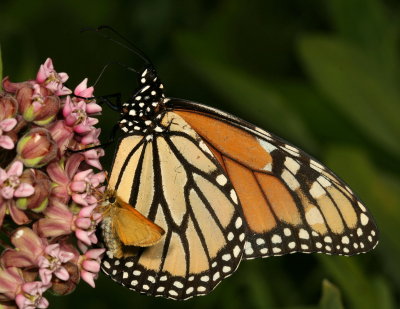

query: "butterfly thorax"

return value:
[119, 66, 166, 136]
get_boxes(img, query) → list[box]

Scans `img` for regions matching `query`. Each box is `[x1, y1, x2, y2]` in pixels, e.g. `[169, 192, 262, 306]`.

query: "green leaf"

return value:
[318, 280, 344, 309]
[298, 36, 400, 156]
[326, 0, 399, 77]
[318, 256, 379, 309]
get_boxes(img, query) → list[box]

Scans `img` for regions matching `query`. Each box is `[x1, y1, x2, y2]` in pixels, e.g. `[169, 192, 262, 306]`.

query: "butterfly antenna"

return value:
[81, 26, 152, 66]
[94, 61, 139, 87]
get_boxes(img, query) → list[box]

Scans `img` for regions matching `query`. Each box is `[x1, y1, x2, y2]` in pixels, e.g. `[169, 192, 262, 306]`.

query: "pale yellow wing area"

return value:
[101, 111, 246, 300]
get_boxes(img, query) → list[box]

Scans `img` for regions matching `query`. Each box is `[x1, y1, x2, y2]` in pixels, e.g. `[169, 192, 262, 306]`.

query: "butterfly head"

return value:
[119, 66, 166, 134]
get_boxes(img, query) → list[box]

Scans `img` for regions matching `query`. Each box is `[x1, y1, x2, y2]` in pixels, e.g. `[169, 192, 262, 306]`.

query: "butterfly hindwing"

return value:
[102, 112, 246, 300]
[171, 99, 379, 259]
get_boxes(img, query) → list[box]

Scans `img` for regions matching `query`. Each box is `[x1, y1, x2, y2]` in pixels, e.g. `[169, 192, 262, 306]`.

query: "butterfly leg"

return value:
[73, 93, 122, 111]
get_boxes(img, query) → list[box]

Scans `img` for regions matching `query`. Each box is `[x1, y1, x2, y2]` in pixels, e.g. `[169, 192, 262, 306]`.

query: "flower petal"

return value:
[80, 270, 96, 288]
[85, 103, 102, 114]
[2, 249, 38, 268]
[54, 267, 70, 282]
[82, 260, 100, 273]
[1, 187, 14, 199]
[39, 268, 53, 285]
[37, 218, 72, 238]
[8, 203, 30, 225]
[0, 135, 15, 149]
[0, 118, 17, 131]
[74, 78, 88, 96]
[14, 183, 35, 198]
[8, 161, 23, 177]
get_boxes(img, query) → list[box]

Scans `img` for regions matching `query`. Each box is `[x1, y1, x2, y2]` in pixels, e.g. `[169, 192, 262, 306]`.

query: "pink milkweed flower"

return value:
[69, 169, 106, 207]
[77, 127, 101, 146]
[81, 148, 104, 170]
[0, 161, 34, 200]
[62, 97, 99, 135]
[16, 84, 60, 126]
[0, 267, 25, 302]
[78, 248, 105, 288]
[47, 120, 74, 156]
[36, 58, 71, 96]
[1, 227, 47, 269]
[0, 118, 18, 150]
[73, 79, 101, 113]
[74, 79, 93, 98]
[46, 154, 85, 204]
[15, 281, 50, 309]
[37, 244, 75, 285]
[73, 205, 102, 246]
[36, 201, 74, 239]
[37, 201, 101, 246]
[0, 162, 33, 227]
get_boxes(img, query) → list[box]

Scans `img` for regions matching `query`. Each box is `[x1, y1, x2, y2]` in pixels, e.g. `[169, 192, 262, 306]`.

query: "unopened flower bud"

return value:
[16, 128, 57, 168]
[2, 76, 34, 94]
[16, 169, 52, 212]
[16, 85, 60, 126]
[0, 94, 18, 121]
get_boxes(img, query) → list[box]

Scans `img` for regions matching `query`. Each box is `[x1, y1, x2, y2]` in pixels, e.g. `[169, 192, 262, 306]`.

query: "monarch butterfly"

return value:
[94, 32, 379, 300]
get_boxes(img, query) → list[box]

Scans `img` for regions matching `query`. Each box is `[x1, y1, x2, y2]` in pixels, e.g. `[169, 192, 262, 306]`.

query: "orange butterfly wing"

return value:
[113, 197, 165, 247]
[174, 100, 379, 258]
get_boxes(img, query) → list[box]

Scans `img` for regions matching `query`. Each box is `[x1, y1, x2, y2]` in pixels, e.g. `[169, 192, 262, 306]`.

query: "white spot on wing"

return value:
[233, 245, 241, 257]
[271, 234, 282, 244]
[173, 281, 183, 289]
[235, 217, 242, 229]
[284, 157, 300, 174]
[299, 229, 309, 239]
[281, 169, 300, 191]
[310, 181, 325, 199]
[357, 201, 367, 212]
[360, 213, 369, 226]
[257, 138, 277, 153]
[256, 238, 265, 245]
[231, 190, 239, 204]
[317, 176, 331, 188]
[216, 174, 228, 186]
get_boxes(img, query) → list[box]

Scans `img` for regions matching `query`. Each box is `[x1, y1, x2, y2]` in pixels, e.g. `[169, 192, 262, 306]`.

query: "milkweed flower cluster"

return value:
[0, 59, 106, 308]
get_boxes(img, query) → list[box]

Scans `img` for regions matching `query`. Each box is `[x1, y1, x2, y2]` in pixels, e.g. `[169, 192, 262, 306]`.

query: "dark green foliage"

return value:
[0, 0, 399, 307]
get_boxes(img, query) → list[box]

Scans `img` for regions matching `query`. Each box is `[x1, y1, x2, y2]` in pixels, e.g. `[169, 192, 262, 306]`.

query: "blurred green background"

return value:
[1, 0, 399, 308]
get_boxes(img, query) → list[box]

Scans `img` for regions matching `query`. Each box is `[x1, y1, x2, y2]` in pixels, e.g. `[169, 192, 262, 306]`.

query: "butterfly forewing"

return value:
[171, 99, 379, 259]
[102, 112, 246, 300]
[114, 198, 165, 247]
